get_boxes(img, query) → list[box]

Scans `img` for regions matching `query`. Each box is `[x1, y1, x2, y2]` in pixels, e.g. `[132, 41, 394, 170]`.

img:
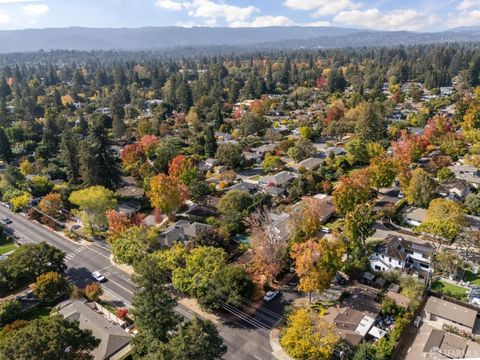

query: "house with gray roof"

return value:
[258, 171, 296, 188]
[291, 157, 324, 172]
[369, 235, 433, 273]
[402, 206, 427, 227]
[424, 296, 477, 334]
[449, 164, 480, 188]
[57, 300, 132, 360]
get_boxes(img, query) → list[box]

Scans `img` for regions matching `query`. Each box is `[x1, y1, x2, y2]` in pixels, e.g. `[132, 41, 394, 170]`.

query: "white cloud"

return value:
[283, 0, 325, 11]
[284, 0, 360, 17]
[156, 0, 259, 25]
[231, 15, 295, 27]
[0, 11, 11, 24]
[22, 3, 49, 16]
[0, 0, 39, 3]
[333, 8, 434, 31]
[155, 0, 187, 11]
[304, 20, 331, 27]
[448, 9, 480, 27]
[458, 0, 480, 10]
[187, 0, 258, 23]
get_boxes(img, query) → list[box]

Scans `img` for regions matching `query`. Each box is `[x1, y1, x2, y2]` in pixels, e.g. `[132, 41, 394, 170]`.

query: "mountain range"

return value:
[0, 26, 479, 53]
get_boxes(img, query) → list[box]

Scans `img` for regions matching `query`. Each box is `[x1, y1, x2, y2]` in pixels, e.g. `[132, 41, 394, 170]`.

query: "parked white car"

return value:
[91, 271, 106, 282]
[263, 290, 279, 302]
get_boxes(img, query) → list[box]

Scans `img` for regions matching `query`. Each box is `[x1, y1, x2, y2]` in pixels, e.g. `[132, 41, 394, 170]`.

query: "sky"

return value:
[0, 0, 479, 31]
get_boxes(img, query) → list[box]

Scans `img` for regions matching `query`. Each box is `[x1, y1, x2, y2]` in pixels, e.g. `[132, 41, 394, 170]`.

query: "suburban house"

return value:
[227, 181, 258, 194]
[258, 171, 296, 188]
[117, 199, 141, 218]
[198, 158, 216, 172]
[424, 296, 477, 334]
[449, 164, 480, 188]
[115, 176, 145, 199]
[291, 194, 336, 225]
[56, 300, 132, 360]
[325, 147, 347, 157]
[436, 179, 470, 202]
[251, 143, 277, 155]
[267, 212, 291, 243]
[290, 157, 324, 172]
[323, 284, 383, 346]
[402, 206, 427, 227]
[242, 151, 263, 164]
[158, 220, 213, 247]
[369, 235, 434, 273]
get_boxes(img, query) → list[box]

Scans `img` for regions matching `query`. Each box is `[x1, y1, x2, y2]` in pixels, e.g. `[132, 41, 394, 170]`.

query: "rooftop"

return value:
[424, 296, 477, 329]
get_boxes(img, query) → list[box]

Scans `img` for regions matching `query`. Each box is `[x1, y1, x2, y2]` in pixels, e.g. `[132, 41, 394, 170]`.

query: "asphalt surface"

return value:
[0, 205, 286, 360]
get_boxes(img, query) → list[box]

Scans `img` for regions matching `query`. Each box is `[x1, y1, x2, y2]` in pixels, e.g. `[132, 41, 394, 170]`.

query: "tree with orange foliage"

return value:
[85, 282, 103, 301]
[168, 155, 199, 186]
[291, 238, 344, 302]
[392, 129, 425, 166]
[289, 197, 332, 243]
[106, 209, 132, 236]
[38, 192, 64, 220]
[120, 143, 145, 172]
[333, 169, 372, 215]
[139, 134, 159, 156]
[148, 174, 188, 216]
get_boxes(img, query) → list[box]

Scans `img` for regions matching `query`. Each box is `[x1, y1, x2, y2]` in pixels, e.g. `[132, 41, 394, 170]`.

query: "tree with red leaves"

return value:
[392, 130, 425, 166]
[116, 307, 128, 320]
[106, 209, 132, 236]
[120, 143, 145, 172]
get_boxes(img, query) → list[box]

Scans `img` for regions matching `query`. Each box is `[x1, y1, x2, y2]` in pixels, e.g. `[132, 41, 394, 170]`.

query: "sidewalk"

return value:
[270, 327, 293, 360]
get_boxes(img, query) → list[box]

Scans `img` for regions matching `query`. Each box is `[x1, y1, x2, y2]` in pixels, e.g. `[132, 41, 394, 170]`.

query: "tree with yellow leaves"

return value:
[290, 238, 344, 302]
[148, 174, 188, 217]
[280, 308, 339, 360]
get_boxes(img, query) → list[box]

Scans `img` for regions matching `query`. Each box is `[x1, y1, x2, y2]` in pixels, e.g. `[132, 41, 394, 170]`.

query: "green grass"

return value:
[431, 279, 469, 301]
[0, 237, 16, 255]
[463, 270, 480, 286]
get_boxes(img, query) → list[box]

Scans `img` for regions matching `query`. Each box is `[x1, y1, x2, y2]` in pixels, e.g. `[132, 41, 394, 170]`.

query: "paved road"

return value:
[0, 206, 278, 360]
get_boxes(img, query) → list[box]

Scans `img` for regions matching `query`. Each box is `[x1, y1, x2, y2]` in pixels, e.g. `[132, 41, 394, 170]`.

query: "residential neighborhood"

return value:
[1, 16, 480, 360]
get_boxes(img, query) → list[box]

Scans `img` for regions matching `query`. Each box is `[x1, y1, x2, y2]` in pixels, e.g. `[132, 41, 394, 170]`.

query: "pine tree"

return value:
[131, 258, 180, 358]
[112, 116, 125, 139]
[0, 77, 11, 98]
[204, 126, 217, 158]
[0, 127, 12, 162]
[42, 108, 59, 157]
[79, 118, 119, 188]
[60, 127, 80, 184]
[77, 113, 88, 137]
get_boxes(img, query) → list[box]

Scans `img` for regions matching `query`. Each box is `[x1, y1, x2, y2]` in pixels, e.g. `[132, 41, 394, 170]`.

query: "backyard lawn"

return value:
[0, 237, 16, 255]
[463, 270, 480, 286]
[431, 279, 469, 301]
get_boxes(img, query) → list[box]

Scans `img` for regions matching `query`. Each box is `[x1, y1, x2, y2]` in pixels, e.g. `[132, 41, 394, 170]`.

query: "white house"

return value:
[369, 235, 434, 273]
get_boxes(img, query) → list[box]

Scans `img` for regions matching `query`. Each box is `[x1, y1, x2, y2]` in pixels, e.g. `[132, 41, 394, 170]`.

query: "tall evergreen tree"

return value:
[131, 258, 180, 358]
[204, 126, 217, 158]
[60, 127, 80, 184]
[42, 109, 59, 157]
[0, 127, 12, 162]
[79, 118, 119, 188]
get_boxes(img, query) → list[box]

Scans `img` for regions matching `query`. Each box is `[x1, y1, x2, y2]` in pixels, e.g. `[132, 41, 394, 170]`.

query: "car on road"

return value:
[2, 217, 12, 224]
[263, 290, 279, 302]
[91, 271, 106, 282]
